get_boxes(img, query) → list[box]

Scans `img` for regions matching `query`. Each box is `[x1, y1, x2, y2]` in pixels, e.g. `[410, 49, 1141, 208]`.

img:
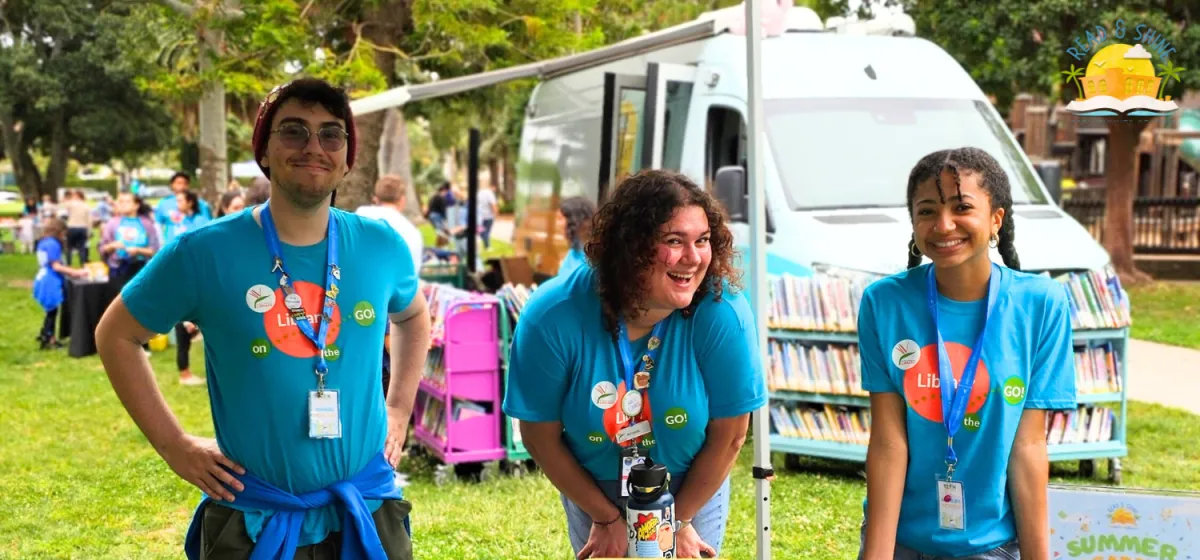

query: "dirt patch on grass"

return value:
[7, 279, 31, 289]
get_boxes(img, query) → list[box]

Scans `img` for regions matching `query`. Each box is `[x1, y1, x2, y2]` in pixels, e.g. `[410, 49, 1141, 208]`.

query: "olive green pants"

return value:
[198, 499, 413, 560]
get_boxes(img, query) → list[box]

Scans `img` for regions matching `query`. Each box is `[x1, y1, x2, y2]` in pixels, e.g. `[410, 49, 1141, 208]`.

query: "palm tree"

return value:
[1061, 64, 1085, 100]
[1157, 60, 1185, 100]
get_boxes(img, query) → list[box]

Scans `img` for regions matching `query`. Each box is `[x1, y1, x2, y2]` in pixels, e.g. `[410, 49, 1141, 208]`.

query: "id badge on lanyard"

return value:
[261, 203, 343, 439]
[615, 317, 668, 497]
[926, 265, 999, 531]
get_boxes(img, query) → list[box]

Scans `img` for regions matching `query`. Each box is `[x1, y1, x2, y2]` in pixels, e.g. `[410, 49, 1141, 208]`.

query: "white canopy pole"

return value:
[745, 1, 773, 559]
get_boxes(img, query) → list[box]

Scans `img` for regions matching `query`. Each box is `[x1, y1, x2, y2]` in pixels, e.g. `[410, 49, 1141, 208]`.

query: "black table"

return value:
[63, 278, 119, 358]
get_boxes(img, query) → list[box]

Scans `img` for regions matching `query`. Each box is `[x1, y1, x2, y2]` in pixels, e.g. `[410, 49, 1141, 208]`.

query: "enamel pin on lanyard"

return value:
[615, 317, 669, 498]
[926, 264, 999, 531]
[261, 203, 342, 439]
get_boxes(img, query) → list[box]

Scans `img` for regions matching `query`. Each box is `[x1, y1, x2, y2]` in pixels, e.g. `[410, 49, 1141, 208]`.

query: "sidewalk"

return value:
[1127, 339, 1200, 415]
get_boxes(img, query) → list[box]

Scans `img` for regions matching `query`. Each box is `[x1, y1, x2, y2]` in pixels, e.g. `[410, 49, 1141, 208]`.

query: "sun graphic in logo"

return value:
[1108, 506, 1139, 527]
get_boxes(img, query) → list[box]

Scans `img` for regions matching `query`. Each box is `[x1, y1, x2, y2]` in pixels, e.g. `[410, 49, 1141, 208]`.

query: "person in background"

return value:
[155, 172, 213, 240]
[217, 191, 246, 218]
[164, 190, 210, 387]
[24, 196, 38, 217]
[556, 196, 598, 278]
[101, 192, 161, 286]
[39, 193, 58, 224]
[424, 181, 450, 233]
[33, 217, 89, 350]
[92, 193, 114, 229]
[356, 175, 425, 273]
[245, 176, 271, 206]
[63, 190, 93, 265]
[95, 76, 426, 559]
[857, 147, 1076, 560]
[227, 178, 243, 192]
[503, 169, 766, 559]
[476, 181, 499, 249]
[17, 211, 35, 254]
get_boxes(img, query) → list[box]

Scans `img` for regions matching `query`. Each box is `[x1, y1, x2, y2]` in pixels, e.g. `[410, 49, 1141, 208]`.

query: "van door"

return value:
[597, 63, 698, 199]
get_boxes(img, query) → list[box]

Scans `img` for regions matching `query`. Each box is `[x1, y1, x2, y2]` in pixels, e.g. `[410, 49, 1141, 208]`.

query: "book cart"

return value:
[410, 282, 508, 485]
[765, 265, 1132, 484]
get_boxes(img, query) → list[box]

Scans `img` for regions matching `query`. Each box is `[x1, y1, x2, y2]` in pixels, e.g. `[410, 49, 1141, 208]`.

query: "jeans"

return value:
[561, 474, 730, 558]
[480, 218, 494, 248]
[857, 522, 1020, 560]
[66, 227, 88, 265]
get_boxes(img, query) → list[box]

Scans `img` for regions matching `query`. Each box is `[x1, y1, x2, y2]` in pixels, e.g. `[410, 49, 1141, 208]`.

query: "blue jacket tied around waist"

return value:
[184, 452, 405, 560]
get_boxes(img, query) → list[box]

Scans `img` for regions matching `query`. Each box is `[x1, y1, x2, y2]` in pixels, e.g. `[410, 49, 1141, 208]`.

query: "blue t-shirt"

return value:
[33, 237, 65, 312]
[155, 195, 213, 240]
[502, 265, 767, 480]
[113, 217, 151, 263]
[167, 212, 210, 243]
[120, 208, 418, 546]
[557, 246, 588, 277]
[858, 263, 1077, 556]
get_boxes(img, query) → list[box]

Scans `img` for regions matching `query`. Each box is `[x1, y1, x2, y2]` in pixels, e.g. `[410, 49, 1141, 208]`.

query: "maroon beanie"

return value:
[251, 79, 357, 179]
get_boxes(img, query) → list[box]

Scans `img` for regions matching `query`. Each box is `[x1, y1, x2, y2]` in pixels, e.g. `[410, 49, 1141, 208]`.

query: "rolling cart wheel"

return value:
[784, 453, 803, 472]
[1078, 459, 1095, 478]
[1108, 459, 1122, 485]
[434, 465, 453, 486]
[508, 460, 528, 478]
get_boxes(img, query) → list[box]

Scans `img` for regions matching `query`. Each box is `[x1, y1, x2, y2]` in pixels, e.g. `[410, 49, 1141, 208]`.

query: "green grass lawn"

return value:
[1126, 281, 1200, 350]
[0, 252, 1197, 558]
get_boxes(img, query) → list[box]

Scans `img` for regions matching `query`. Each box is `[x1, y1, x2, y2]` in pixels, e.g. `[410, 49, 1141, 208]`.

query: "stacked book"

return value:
[766, 272, 878, 332]
[417, 393, 447, 440]
[421, 282, 477, 344]
[769, 403, 871, 445]
[1046, 406, 1115, 445]
[1075, 343, 1122, 394]
[496, 282, 539, 323]
[1048, 266, 1132, 330]
[767, 340, 865, 396]
[422, 346, 446, 390]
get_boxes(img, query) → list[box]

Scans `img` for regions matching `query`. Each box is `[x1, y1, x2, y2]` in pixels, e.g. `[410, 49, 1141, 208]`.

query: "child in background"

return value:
[33, 218, 88, 350]
[17, 212, 35, 254]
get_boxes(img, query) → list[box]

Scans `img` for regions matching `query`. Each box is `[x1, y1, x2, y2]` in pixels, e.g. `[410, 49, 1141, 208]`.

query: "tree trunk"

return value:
[501, 143, 516, 203]
[487, 157, 500, 197]
[379, 108, 419, 219]
[44, 109, 69, 195]
[1103, 118, 1153, 285]
[19, 150, 45, 197]
[198, 25, 228, 207]
[0, 105, 41, 199]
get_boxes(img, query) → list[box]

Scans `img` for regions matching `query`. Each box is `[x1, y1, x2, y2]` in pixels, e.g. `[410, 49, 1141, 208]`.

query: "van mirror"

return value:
[1034, 160, 1064, 204]
[715, 166, 747, 222]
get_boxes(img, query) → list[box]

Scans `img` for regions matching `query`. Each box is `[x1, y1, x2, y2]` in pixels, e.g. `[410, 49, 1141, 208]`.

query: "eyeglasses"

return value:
[271, 123, 348, 152]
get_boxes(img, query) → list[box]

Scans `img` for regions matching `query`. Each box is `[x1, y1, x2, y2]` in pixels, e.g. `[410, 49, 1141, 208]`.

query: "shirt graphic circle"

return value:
[903, 342, 990, 423]
[250, 338, 271, 359]
[591, 381, 618, 410]
[263, 281, 343, 358]
[246, 284, 277, 313]
[892, 339, 921, 370]
[353, 301, 376, 327]
[603, 381, 652, 444]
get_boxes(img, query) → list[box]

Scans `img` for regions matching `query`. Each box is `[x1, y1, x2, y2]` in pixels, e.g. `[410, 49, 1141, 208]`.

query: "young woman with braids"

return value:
[503, 169, 766, 559]
[857, 147, 1076, 560]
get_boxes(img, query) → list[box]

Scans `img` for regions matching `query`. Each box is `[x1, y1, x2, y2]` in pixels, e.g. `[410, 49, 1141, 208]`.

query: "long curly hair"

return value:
[585, 169, 742, 338]
[905, 147, 1020, 271]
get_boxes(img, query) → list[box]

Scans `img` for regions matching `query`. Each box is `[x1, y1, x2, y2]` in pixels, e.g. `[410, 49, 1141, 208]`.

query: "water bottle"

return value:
[625, 458, 676, 558]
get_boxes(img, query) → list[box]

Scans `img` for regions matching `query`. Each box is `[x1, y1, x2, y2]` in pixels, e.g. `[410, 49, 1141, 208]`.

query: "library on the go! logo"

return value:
[1061, 19, 1184, 118]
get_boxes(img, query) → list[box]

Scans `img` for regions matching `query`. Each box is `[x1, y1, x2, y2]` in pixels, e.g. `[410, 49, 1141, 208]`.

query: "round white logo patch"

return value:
[245, 284, 277, 313]
[892, 339, 921, 370]
[591, 381, 618, 410]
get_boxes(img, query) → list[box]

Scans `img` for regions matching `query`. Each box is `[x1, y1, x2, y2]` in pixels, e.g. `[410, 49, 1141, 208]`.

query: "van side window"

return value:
[661, 81, 694, 171]
[705, 106, 746, 187]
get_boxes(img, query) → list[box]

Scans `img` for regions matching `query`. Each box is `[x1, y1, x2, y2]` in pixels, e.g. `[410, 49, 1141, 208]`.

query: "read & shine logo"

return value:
[1061, 19, 1185, 117]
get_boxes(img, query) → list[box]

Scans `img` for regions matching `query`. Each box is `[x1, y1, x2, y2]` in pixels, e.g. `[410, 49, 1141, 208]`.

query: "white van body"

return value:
[513, 20, 1111, 278]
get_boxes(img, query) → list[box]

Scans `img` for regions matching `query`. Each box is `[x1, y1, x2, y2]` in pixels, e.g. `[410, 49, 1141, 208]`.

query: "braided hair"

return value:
[905, 147, 1020, 271]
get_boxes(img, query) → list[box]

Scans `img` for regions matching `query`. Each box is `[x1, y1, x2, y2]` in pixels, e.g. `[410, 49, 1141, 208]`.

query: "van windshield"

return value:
[764, 98, 1050, 210]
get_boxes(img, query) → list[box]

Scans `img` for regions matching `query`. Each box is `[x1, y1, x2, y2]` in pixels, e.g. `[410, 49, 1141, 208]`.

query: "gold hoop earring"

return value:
[989, 234, 999, 248]
[910, 241, 921, 257]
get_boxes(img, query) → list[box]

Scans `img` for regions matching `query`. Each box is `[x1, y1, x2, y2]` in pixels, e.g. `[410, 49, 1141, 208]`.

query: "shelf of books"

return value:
[494, 282, 540, 463]
[412, 283, 507, 465]
[765, 266, 1131, 483]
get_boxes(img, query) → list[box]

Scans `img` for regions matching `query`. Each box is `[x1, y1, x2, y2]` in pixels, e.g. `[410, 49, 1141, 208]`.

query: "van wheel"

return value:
[1079, 459, 1095, 478]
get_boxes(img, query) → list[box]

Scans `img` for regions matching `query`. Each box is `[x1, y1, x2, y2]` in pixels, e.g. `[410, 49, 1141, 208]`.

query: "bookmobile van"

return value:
[509, 5, 1113, 281]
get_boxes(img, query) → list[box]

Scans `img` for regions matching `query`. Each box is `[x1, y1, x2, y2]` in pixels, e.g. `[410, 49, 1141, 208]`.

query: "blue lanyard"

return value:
[261, 202, 340, 393]
[926, 263, 1000, 478]
[615, 317, 670, 422]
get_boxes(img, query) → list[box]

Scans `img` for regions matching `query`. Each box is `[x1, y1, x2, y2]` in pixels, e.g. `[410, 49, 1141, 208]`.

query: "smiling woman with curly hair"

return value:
[502, 169, 766, 559]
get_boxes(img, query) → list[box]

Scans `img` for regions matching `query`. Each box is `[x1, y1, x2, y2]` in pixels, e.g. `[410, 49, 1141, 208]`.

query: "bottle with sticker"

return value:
[625, 458, 676, 558]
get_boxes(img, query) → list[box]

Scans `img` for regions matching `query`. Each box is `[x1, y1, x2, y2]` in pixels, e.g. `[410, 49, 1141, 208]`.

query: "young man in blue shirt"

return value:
[96, 77, 430, 560]
[156, 171, 213, 240]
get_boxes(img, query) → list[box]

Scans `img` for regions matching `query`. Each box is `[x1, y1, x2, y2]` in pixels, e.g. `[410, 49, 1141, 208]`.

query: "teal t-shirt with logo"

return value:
[502, 265, 767, 480]
[120, 207, 417, 546]
[857, 263, 1077, 557]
